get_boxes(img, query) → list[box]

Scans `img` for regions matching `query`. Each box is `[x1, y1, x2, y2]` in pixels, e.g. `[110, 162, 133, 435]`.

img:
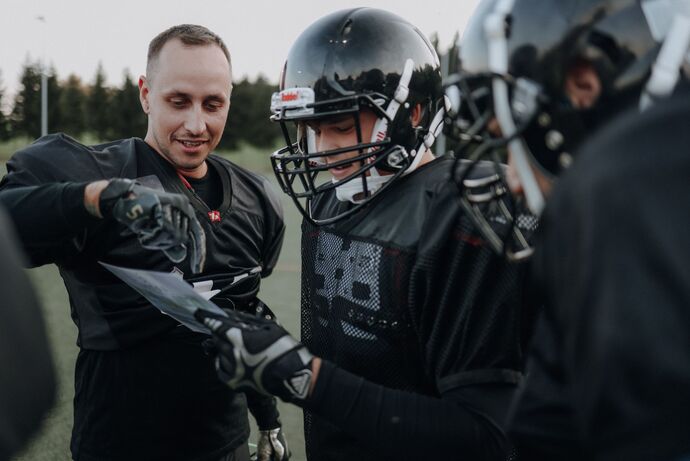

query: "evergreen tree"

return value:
[0, 71, 10, 140]
[86, 62, 111, 140]
[47, 65, 62, 134]
[10, 60, 42, 139]
[57, 74, 86, 136]
[111, 70, 147, 139]
[220, 75, 280, 150]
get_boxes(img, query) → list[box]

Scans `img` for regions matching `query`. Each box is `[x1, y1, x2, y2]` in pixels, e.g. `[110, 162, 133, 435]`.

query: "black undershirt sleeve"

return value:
[303, 360, 512, 461]
[0, 182, 97, 266]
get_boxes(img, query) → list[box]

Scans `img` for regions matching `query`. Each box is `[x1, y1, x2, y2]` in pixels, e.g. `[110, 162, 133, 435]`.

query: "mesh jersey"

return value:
[300, 156, 537, 460]
[0, 134, 285, 460]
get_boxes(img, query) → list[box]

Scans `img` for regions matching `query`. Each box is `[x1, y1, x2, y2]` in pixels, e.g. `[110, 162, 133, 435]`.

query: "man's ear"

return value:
[564, 59, 602, 109]
[139, 75, 150, 114]
[410, 103, 423, 127]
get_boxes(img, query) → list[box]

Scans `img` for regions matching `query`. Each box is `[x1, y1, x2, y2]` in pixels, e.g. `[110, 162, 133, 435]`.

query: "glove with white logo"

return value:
[254, 426, 290, 461]
[195, 309, 314, 404]
[99, 178, 206, 273]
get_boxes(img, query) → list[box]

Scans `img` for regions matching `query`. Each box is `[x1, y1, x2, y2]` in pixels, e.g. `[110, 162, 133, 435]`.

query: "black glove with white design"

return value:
[99, 178, 206, 273]
[194, 309, 314, 404]
[254, 426, 290, 461]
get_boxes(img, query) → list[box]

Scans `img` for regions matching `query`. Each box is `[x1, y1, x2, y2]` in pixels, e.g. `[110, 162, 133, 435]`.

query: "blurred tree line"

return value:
[0, 60, 281, 150]
[0, 37, 460, 150]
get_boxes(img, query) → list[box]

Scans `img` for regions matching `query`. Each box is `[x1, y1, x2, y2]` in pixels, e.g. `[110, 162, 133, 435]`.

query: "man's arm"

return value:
[0, 178, 206, 272]
[0, 182, 99, 265]
[198, 310, 513, 461]
[305, 359, 512, 460]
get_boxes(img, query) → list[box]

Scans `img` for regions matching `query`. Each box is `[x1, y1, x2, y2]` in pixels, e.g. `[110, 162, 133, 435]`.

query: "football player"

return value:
[201, 8, 536, 461]
[0, 25, 288, 461]
[446, 0, 690, 458]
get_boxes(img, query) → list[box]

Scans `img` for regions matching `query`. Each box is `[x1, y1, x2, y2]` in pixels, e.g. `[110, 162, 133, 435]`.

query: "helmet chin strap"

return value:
[486, 0, 546, 215]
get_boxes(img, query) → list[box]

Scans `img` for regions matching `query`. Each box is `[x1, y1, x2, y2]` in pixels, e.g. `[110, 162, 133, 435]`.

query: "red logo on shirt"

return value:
[208, 210, 221, 222]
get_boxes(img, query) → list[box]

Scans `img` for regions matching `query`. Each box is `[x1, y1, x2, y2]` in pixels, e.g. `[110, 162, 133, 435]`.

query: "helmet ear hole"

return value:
[410, 103, 423, 127]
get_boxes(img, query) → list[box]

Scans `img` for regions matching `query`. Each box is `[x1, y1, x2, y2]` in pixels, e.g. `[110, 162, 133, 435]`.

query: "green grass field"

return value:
[4, 144, 308, 461]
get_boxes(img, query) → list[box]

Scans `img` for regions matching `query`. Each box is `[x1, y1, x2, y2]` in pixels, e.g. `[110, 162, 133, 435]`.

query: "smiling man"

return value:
[0, 25, 287, 461]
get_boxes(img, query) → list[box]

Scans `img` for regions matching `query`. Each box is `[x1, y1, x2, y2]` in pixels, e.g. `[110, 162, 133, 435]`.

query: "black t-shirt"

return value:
[0, 135, 285, 460]
[299, 157, 537, 460]
[508, 94, 690, 460]
[186, 165, 223, 211]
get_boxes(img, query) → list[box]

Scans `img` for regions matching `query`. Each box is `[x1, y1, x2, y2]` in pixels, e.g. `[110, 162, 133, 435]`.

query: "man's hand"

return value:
[97, 178, 206, 273]
[195, 309, 314, 403]
[254, 427, 290, 461]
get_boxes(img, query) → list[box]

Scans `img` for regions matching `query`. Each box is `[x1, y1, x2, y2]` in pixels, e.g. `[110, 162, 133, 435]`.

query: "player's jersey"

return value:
[1, 134, 284, 349]
[300, 156, 537, 461]
[0, 134, 285, 460]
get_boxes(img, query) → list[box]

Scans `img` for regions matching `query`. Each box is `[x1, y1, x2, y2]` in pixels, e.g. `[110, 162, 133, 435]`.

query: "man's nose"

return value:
[316, 133, 334, 153]
[184, 106, 206, 135]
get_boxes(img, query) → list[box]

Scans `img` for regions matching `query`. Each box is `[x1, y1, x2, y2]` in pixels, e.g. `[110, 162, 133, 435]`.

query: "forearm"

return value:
[0, 182, 100, 263]
[246, 389, 281, 430]
[303, 360, 511, 461]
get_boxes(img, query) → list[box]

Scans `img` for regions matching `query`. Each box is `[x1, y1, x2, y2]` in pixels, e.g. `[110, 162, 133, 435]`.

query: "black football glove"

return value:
[99, 178, 206, 273]
[195, 309, 314, 404]
[253, 426, 290, 461]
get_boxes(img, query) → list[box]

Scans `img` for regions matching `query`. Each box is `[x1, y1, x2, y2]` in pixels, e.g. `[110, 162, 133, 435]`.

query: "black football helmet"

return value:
[447, 0, 690, 215]
[442, 0, 690, 259]
[270, 8, 445, 225]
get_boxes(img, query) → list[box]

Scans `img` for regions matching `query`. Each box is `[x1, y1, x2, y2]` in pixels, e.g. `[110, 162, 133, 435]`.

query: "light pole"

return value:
[36, 15, 48, 137]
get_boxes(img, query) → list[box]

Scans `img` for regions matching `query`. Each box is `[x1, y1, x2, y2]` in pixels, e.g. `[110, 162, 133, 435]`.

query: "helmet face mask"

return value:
[449, 0, 683, 203]
[270, 8, 444, 225]
[444, 0, 690, 260]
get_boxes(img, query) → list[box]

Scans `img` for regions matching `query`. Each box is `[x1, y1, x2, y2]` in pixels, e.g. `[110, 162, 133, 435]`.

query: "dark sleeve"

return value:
[0, 207, 56, 459]
[245, 389, 281, 431]
[404, 182, 533, 457]
[506, 310, 583, 460]
[259, 178, 285, 278]
[303, 360, 512, 460]
[0, 143, 99, 266]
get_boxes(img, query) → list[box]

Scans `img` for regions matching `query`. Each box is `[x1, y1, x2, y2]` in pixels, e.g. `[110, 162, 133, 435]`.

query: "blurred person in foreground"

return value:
[0, 24, 289, 461]
[446, 0, 690, 459]
[0, 207, 55, 461]
[198, 7, 539, 461]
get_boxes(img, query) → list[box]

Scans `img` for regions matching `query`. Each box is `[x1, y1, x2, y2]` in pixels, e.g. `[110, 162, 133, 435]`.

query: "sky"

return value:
[0, 0, 480, 104]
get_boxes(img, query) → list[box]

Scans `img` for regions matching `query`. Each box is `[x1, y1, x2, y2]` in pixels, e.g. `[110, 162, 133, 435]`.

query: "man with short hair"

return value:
[0, 24, 287, 461]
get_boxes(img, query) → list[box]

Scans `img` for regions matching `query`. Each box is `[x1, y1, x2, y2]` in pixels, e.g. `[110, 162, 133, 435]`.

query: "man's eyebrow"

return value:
[204, 94, 227, 103]
[323, 114, 355, 124]
[163, 91, 190, 99]
[162, 91, 228, 102]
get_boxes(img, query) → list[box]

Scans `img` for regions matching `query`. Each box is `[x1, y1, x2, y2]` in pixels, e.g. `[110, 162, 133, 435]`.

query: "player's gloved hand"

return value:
[99, 178, 206, 273]
[194, 309, 314, 404]
[254, 426, 290, 461]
